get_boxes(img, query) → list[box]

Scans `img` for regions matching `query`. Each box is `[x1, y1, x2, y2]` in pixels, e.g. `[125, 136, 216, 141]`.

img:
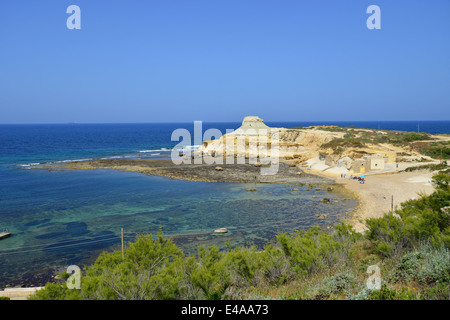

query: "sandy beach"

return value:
[307, 166, 437, 232]
[339, 170, 436, 232]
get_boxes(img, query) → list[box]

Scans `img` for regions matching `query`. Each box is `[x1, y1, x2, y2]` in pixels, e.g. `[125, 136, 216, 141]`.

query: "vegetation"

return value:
[30, 171, 450, 300]
[402, 161, 448, 173]
[288, 126, 449, 161]
[419, 141, 450, 160]
[321, 137, 369, 153]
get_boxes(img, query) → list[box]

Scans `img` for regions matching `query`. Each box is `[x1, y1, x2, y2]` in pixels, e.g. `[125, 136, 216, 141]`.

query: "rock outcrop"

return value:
[196, 116, 428, 174]
[198, 116, 339, 162]
[213, 228, 228, 233]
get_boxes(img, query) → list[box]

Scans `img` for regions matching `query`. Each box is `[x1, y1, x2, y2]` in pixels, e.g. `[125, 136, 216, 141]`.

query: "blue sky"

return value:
[0, 0, 449, 123]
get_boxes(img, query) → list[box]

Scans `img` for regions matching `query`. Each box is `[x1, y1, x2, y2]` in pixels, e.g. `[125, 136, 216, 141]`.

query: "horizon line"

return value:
[1, 120, 450, 125]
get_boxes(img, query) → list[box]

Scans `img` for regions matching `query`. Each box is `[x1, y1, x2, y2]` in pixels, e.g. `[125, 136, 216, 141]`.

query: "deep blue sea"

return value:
[0, 121, 449, 286]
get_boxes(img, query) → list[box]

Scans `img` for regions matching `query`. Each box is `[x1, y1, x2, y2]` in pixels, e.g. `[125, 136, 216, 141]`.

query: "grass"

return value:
[402, 161, 448, 172]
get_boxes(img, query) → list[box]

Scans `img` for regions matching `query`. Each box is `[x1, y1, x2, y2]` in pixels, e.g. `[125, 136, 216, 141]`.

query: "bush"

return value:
[367, 283, 419, 300]
[403, 162, 448, 172]
[421, 143, 450, 160]
[401, 133, 431, 142]
[423, 283, 450, 300]
[28, 282, 82, 300]
[390, 243, 450, 284]
[365, 214, 408, 257]
[374, 241, 394, 256]
[312, 272, 355, 299]
[321, 138, 367, 152]
[259, 243, 294, 286]
[81, 232, 185, 300]
[190, 245, 230, 300]
[276, 227, 343, 276]
[223, 246, 259, 286]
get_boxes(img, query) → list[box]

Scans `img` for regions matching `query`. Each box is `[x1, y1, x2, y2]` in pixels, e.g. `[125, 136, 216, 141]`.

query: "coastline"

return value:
[35, 158, 437, 233]
[4, 157, 439, 298]
[2, 158, 352, 292]
[35, 158, 335, 185]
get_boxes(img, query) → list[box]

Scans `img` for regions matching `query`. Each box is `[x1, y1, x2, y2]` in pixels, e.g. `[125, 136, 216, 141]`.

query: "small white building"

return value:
[351, 155, 385, 173]
[366, 156, 385, 170]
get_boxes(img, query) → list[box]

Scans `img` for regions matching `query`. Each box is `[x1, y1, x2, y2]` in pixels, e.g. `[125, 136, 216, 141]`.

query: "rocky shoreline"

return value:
[6, 158, 356, 290]
[35, 158, 335, 185]
[1, 268, 59, 290]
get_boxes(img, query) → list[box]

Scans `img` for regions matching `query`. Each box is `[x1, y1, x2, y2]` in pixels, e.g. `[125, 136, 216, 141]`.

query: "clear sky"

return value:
[0, 0, 449, 123]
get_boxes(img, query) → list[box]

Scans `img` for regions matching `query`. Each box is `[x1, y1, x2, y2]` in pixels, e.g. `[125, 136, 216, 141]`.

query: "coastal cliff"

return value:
[198, 116, 449, 175]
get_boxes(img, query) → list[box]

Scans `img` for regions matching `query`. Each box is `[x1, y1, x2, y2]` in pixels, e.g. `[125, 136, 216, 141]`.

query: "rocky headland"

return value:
[34, 116, 448, 233]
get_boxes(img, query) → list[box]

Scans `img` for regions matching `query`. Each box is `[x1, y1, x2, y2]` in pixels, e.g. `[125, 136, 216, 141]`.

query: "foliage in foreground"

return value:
[30, 171, 450, 300]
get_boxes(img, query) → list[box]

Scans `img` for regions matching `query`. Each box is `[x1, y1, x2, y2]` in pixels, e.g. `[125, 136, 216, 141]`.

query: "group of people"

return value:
[347, 174, 366, 184]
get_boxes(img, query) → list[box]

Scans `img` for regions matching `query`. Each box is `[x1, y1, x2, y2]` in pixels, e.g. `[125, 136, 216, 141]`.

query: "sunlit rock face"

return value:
[198, 116, 320, 161]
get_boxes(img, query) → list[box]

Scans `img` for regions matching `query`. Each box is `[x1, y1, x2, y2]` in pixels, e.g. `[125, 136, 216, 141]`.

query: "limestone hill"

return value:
[198, 116, 450, 174]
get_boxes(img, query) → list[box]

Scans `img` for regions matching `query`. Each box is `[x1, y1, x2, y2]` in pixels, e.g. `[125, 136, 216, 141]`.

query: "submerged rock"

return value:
[213, 228, 228, 234]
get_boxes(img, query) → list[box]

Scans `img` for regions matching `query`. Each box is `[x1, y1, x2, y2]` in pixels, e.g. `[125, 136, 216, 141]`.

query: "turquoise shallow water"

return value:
[0, 166, 356, 285]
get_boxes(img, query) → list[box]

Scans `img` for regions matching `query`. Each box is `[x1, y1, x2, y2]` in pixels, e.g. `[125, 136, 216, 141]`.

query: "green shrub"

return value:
[423, 283, 450, 300]
[276, 227, 342, 276]
[321, 138, 367, 151]
[403, 162, 448, 172]
[223, 245, 261, 287]
[374, 241, 394, 256]
[312, 272, 355, 299]
[190, 245, 230, 300]
[28, 282, 82, 300]
[259, 243, 294, 286]
[389, 243, 450, 284]
[367, 283, 419, 300]
[401, 133, 431, 142]
[421, 144, 450, 160]
[82, 232, 185, 300]
[365, 213, 408, 257]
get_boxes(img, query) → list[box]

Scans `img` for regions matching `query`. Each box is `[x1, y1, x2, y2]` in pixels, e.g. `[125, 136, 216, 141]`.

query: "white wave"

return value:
[18, 162, 41, 167]
[53, 159, 91, 164]
[183, 145, 201, 151]
[139, 148, 171, 153]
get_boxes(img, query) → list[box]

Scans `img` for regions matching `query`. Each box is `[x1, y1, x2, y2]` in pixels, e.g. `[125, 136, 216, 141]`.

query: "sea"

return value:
[0, 120, 449, 286]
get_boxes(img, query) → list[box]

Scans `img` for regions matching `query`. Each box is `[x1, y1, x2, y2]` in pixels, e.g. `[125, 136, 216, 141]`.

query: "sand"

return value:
[331, 170, 435, 232]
